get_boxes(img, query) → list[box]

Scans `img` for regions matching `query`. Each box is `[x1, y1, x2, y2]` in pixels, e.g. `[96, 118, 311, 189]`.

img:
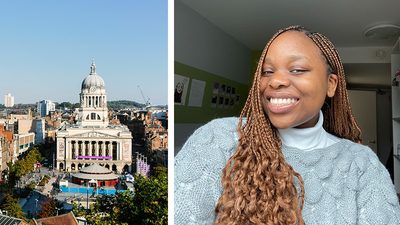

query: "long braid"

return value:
[305, 32, 362, 142]
[215, 25, 361, 225]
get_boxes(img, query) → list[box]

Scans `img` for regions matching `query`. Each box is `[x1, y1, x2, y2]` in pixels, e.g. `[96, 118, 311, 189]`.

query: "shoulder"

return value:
[174, 117, 240, 224]
[334, 139, 381, 176]
[177, 117, 240, 159]
[175, 117, 239, 179]
[338, 141, 400, 224]
[190, 117, 239, 137]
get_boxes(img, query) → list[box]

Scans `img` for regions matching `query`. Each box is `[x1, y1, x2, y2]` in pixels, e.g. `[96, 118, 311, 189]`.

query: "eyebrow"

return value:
[264, 55, 308, 64]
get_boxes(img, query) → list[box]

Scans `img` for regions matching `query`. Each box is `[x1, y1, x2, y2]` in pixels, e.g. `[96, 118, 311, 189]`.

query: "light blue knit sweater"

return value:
[175, 117, 400, 225]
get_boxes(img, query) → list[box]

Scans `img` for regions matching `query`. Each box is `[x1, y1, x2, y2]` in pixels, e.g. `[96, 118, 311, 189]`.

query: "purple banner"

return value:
[75, 156, 112, 160]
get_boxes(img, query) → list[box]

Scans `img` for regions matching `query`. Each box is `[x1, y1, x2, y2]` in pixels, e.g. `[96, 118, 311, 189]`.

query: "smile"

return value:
[269, 98, 298, 106]
[266, 97, 299, 113]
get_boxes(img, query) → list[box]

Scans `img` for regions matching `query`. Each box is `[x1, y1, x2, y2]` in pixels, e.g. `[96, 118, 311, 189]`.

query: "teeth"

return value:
[270, 98, 297, 105]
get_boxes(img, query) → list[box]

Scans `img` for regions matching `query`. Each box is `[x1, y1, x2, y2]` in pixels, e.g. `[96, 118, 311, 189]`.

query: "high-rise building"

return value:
[4, 93, 14, 107]
[56, 62, 132, 173]
[37, 100, 55, 117]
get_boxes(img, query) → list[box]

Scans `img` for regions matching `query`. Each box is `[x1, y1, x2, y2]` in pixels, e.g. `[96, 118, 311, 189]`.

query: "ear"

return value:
[327, 74, 338, 97]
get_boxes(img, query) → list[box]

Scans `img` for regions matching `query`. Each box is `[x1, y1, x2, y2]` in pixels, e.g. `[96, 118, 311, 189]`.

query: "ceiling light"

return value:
[364, 24, 400, 40]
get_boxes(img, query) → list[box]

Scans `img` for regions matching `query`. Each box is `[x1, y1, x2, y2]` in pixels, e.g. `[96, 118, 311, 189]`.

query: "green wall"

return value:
[175, 62, 250, 123]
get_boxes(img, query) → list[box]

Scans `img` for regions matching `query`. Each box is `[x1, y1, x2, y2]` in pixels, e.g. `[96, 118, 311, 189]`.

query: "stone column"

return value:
[109, 142, 112, 160]
[88, 141, 92, 158]
[75, 141, 78, 158]
[101, 141, 105, 157]
[80, 141, 84, 156]
[66, 141, 70, 159]
[95, 141, 99, 159]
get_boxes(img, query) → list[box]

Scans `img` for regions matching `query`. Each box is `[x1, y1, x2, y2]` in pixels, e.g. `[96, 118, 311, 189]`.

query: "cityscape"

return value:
[0, 1, 167, 225]
[0, 62, 168, 224]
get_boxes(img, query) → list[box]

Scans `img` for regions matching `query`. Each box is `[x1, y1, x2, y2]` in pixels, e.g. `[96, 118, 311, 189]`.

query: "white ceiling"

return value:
[179, 0, 400, 50]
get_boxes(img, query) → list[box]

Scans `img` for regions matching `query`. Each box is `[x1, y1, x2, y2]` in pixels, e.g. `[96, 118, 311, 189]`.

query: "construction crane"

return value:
[137, 85, 151, 107]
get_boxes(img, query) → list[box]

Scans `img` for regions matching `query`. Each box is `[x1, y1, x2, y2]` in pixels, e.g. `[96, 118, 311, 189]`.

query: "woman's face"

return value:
[260, 31, 338, 129]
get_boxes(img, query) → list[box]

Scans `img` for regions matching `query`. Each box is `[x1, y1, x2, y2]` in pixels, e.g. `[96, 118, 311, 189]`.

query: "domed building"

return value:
[56, 62, 132, 173]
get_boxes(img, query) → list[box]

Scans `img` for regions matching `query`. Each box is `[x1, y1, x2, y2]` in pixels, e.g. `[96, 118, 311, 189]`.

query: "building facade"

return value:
[13, 132, 35, 158]
[4, 93, 14, 108]
[34, 118, 45, 144]
[56, 62, 132, 173]
[37, 100, 55, 117]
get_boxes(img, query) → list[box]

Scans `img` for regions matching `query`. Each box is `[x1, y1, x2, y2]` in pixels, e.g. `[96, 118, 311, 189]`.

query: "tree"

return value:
[38, 198, 57, 218]
[8, 147, 43, 186]
[0, 194, 24, 219]
[72, 202, 86, 218]
[131, 166, 168, 225]
[84, 166, 168, 225]
[58, 102, 72, 109]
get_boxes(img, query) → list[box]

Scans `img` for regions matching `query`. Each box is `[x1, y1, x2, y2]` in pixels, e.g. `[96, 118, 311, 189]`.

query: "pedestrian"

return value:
[175, 25, 400, 225]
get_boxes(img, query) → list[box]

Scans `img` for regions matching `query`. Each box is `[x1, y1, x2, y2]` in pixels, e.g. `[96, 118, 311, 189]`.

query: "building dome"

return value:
[79, 164, 113, 174]
[81, 62, 105, 90]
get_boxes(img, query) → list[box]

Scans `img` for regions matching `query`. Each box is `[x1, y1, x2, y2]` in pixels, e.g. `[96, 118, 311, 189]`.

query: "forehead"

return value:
[266, 31, 323, 59]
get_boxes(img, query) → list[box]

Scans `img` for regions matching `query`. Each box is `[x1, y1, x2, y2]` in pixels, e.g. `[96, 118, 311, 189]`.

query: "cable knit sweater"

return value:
[175, 117, 400, 225]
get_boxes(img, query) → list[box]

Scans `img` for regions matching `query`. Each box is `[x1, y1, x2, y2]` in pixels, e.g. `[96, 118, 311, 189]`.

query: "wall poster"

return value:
[174, 74, 190, 105]
[187, 79, 206, 107]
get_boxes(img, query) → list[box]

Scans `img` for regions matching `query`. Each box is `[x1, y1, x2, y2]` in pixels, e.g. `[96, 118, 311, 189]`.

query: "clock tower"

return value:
[79, 61, 109, 127]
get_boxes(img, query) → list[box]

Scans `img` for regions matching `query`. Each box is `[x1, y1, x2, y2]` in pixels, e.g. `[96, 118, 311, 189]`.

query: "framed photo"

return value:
[211, 95, 217, 108]
[220, 84, 226, 95]
[213, 82, 220, 95]
[174, 74, 190, 105]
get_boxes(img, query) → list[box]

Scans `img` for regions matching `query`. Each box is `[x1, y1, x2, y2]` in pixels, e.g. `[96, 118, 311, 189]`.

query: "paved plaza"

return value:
[19, 167, 127, 217]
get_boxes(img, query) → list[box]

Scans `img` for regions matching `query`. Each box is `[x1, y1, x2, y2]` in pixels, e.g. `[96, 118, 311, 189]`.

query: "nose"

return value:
[268, 70, 290, 89]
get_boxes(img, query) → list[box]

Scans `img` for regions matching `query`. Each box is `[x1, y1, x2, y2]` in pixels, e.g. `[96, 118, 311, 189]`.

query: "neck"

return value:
[277, 111, 339, 151]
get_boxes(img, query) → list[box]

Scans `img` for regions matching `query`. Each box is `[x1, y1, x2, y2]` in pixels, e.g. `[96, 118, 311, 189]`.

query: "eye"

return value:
[262, 68, 274, 76]
[290, 69, 308, 74]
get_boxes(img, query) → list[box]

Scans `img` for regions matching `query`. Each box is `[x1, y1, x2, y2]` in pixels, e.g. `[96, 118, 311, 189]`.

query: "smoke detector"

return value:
[364, 24, 400, 40]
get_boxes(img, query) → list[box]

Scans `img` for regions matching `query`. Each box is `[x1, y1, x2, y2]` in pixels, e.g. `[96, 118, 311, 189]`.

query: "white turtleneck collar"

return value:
[278, 111, 340, 151]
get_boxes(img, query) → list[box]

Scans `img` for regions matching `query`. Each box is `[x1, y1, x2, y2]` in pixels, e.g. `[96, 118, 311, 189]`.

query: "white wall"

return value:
[175, 1, 252, 84]
[338, 47, 392, 64]
[175, 0, 252, 152]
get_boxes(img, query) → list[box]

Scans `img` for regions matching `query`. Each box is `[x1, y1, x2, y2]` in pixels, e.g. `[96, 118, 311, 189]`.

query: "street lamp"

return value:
[35, 199, 39, 217]
[86, 185, 89, 210]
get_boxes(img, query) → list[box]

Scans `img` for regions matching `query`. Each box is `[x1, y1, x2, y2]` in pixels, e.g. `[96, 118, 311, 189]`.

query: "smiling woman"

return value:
[174, 26, 400, 225]
[260, 31, 338, 129]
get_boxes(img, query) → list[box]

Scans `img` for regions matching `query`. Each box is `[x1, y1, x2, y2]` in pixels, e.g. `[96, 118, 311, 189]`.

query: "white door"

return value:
[347, 90, 377, 153]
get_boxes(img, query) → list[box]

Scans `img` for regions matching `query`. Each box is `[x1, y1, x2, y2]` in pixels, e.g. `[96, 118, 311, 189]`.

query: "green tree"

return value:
[72, 103, 80, 109]
[72, 201, 86, 218]
[84, 166, 167, 225]
[132, 166, 168, 225]
[7, 147, 43, 190]
[7, 161, 22, 188]
[58, 102, 72, 109]
[0, 194, 24, 219]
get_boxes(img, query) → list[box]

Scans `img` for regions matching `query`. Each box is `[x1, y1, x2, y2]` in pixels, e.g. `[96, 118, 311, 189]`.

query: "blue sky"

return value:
[0, 1, 167, 105]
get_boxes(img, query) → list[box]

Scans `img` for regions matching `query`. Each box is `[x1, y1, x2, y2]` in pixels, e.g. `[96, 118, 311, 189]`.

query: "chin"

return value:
[268, 119, 293, 129]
